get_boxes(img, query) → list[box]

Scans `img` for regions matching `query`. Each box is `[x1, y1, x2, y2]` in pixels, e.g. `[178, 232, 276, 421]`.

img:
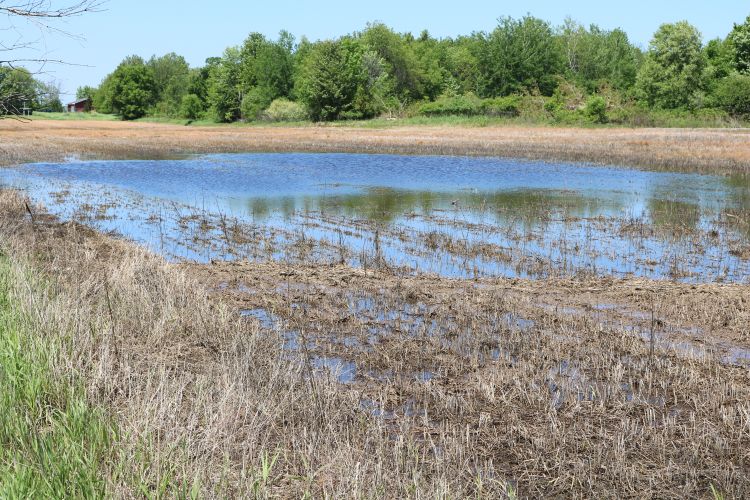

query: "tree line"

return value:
[0, 67, 64, 115]
[13, 14, 750, 123]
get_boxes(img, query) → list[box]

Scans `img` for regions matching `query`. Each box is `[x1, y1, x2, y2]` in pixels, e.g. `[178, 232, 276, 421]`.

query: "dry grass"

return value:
[1, 190, 748, 497]
[2, 119, 750, 174]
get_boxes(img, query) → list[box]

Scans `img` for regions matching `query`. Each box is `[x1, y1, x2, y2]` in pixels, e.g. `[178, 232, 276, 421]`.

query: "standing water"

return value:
[2, 153, 748, 282]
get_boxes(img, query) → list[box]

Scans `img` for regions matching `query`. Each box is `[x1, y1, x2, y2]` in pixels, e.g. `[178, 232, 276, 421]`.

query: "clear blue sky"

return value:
[5, 0, 749, 100]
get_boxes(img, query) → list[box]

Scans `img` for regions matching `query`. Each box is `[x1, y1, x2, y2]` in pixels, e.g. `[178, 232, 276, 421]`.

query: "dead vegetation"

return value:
[2, 119, 750, 174]
[1, 189, 749, 497]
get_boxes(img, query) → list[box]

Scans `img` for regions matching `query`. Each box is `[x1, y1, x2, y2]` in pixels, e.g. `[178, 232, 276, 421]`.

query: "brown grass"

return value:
[2, 119, 750, 174]
[1, 190, 749, 497]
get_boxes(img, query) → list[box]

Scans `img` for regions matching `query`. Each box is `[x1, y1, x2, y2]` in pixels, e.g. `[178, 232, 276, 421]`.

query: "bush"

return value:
[179, 94, 203, 120]
[584, 96, 608, 123]
[713, 74, 750, 116]
[240, 87, 273, 121]
[480, 96, 521, 117]
[262, 98, 308, 122]
[418, 93, 483, 116]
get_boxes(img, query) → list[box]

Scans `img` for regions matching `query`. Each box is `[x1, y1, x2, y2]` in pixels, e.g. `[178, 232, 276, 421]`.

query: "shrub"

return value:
[713, 74, 750, 116]
[179, 94, 203, 120]
[262, 98, 308, 122]
[240, 88, 273, 121]
[418, 93, 483, 116]
[480, 95, 521, 117]
[584, 96, 608, 123]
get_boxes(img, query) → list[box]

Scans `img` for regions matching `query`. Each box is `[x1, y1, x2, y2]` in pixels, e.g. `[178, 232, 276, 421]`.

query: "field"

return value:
[3, 118, 750, 173]
[0, 118, 749, 497]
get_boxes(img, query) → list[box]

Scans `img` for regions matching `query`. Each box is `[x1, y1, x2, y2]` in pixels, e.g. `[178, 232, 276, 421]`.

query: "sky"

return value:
[3, 0, 749, 100]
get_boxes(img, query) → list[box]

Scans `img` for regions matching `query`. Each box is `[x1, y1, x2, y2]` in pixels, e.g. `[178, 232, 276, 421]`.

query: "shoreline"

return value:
[2, 118, 750, 174]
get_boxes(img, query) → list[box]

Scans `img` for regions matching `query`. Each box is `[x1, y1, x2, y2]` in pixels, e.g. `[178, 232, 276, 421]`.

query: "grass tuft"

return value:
[0, 254, 115, 498]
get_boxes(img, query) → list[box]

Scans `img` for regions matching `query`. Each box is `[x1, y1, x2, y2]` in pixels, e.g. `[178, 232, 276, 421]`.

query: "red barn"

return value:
[67, 98, 92, 113]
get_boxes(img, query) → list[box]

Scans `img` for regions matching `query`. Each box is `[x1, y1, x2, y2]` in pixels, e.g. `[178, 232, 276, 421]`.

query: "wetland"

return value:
[1, 136, 749, 497]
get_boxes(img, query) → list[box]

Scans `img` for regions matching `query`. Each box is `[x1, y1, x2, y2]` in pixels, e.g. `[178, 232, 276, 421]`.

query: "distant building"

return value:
[67, 98, 92, 113]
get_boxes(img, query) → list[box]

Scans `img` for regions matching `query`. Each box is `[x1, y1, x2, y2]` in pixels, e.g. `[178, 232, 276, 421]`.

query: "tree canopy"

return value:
[73, 13, 750, 122]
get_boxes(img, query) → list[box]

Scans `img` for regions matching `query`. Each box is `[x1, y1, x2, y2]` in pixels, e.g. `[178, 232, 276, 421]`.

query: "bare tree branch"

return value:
[0, 0, 104, 117]
[0, 1, 104, 18]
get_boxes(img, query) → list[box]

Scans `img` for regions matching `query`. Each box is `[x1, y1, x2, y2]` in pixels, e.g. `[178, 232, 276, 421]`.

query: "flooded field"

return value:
[2, 153, 749, 282]
[1, 151, 749, 497]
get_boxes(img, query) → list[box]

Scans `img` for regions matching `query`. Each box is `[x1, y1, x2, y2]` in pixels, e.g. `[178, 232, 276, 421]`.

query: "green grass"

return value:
[28, 108, 749, 129]
[0, 255, 115, 498]
[31, 111, 118, 121]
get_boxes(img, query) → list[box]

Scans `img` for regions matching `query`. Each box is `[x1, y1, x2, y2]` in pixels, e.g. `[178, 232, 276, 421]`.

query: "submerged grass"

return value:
[0, 189, 747, 497]
[0, 255, 113, 497]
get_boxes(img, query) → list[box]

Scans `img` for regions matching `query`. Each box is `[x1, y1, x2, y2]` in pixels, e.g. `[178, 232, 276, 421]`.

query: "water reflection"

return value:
[1, 152, 748, 281]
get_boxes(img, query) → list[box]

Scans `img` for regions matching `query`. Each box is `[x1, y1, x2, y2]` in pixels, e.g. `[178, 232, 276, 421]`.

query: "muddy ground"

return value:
[2, 119, 750, 174]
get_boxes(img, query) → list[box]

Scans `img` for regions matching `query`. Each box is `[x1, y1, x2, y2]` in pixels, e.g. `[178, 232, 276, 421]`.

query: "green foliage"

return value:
[728, 15, 750, 74]
[35, 81, 63, 112]
[558, 19, 642, 91]
[635, 21, 707, 109]
[417, 93, 521, 118]
[100, 56, 157, 120]
[361, 23, 423, 100]
[179, 93, 204, 120]
[476, 16, 564, 97]
[443, 40, 480, 95]
[263, 98, 308, 121]
[584, 95, 608, 123]
[207, 47, 242, 122]
[0, 67, 37, 114]
[240, 31, 295, 103]
[712, 73, 750, 116]
[71, 13, 750, 125]
[481, 96, 522, 116]
[418, 93, 483, 116]
[295, 38, 370, 121]
[704, 38, 736, 96]
[240, 87, 273, 121]
[76, 85, 98, 101]
[148, 53, 190, 117]
[92, 74, 114, 114]
[0, 257, 115, 497]
[229, 30, 298, 122]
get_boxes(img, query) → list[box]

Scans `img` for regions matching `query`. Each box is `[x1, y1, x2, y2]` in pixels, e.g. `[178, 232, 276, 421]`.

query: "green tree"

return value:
[186, 58, 219, 112]
[76, 85, 98, 101]
[0, 67, 37, 114]
[635, 21, 706, 109]
[295, 38, 369, 121]
[36, 81, 63, 112]
[476, 16, 564, 97]
[107, 57, 157, 119]
[236, 32, 295, 120]
[93, 74, 114, 113]
[410, 30, 449, 100]
[179, 94, 203, 119]
[148, 53, 191, 116]
[558, 19, 641, 91]
[704, 38, 735, 96]
[713, 73, 750, 115]
[443, 38, 481, 95]
[361, 23, 422, 100]
[728, 15, 750, 74]
[206, 47, 243, 122]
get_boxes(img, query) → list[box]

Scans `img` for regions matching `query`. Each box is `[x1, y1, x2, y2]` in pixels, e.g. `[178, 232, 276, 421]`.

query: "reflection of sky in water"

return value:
[1, 153, 748, 281]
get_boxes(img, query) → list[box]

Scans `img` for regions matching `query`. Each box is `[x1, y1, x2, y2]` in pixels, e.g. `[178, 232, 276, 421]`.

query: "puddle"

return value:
[239, 308, 276, 329]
